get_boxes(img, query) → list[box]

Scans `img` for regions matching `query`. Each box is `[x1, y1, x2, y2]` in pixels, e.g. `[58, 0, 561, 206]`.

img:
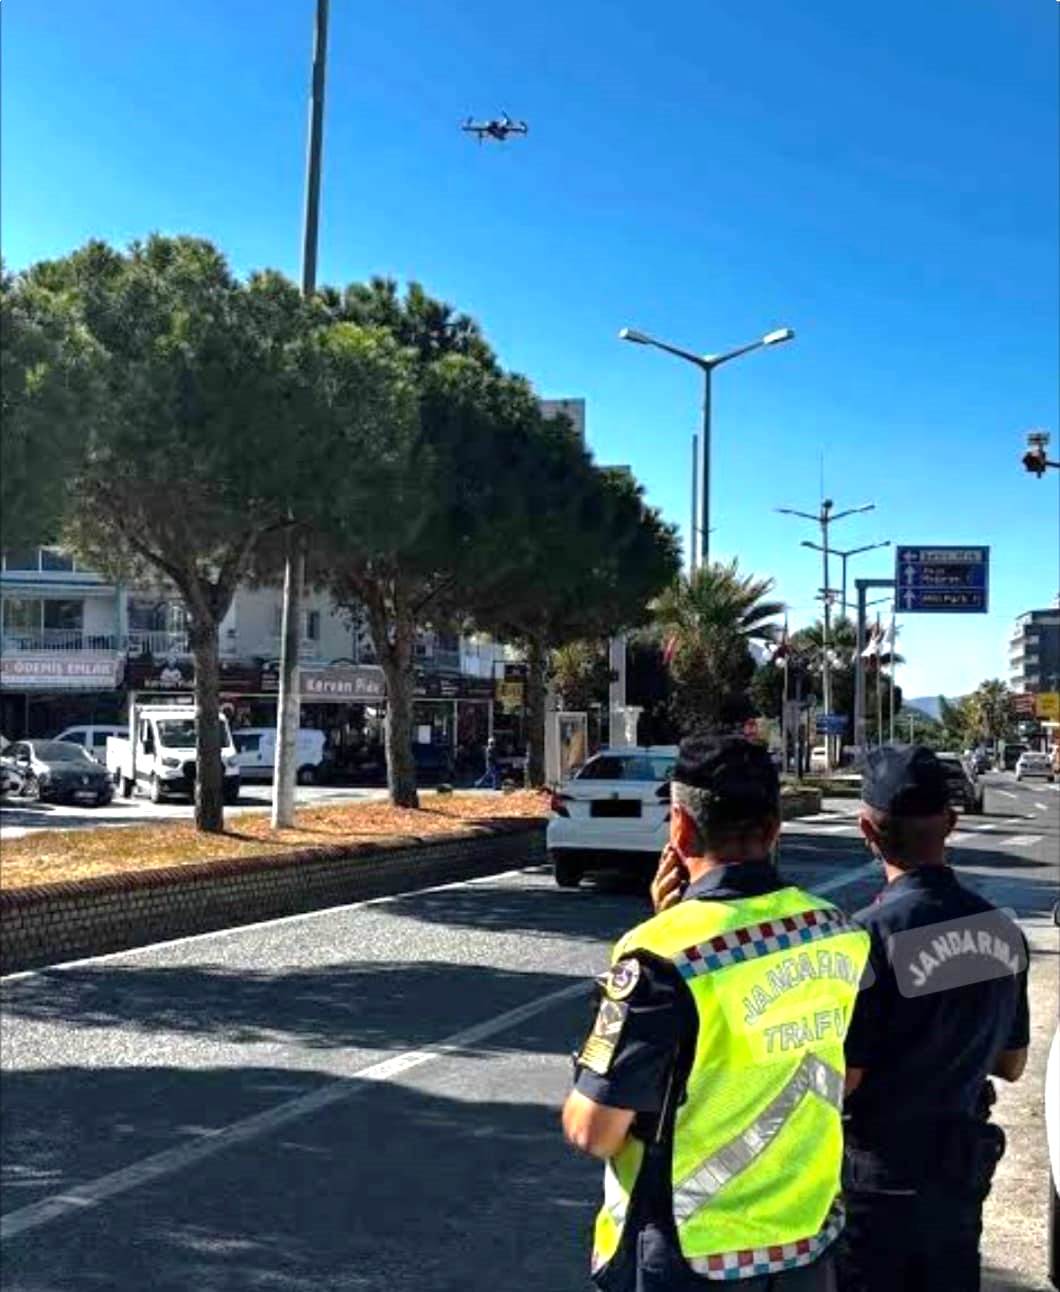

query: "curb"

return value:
[0, 822, 547, 974]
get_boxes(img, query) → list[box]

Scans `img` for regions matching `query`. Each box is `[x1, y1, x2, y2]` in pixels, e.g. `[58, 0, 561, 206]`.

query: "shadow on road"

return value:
[0, 958, 592, 1055]
[0, 1063, 599, 1292]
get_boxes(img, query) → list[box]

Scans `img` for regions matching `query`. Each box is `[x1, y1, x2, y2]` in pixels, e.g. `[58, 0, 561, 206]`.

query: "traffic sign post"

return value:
[895, 546, 990, 614]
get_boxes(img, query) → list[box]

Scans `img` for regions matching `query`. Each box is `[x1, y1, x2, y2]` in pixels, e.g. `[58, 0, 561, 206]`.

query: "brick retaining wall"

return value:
[0, 823, 546, 974]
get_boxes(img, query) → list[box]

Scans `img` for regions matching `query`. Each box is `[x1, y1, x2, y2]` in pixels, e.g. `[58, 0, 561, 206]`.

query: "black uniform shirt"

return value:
[844, 865, 1030, 1148]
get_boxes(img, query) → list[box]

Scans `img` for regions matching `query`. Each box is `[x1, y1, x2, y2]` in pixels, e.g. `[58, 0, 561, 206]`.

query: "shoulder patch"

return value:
[602, 957, 641, 1001]
[577, 997, 630, 1075]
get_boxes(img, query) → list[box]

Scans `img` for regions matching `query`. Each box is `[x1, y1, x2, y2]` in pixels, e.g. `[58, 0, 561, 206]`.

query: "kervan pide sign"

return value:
[0, 654, 124, 690]
[300, 665, 386, 702]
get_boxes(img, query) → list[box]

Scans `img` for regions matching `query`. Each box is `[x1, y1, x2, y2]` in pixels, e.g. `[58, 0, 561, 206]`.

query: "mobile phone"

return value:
[668, 840, 691, 893]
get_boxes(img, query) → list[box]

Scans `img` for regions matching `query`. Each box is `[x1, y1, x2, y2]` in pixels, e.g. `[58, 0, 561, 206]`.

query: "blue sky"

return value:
[3, 0, 1057, 699]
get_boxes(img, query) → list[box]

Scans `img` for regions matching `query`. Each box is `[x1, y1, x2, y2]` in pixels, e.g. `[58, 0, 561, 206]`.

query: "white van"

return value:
[231, 728, 327, 784]
[106, 706, 240, 803]
[54, 725, 128, 764]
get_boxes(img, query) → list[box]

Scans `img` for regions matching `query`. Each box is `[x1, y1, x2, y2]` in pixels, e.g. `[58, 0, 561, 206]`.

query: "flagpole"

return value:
[780, 615, 790, 774]
[875, 616, 883, 747]
[888, 609, 897, 742]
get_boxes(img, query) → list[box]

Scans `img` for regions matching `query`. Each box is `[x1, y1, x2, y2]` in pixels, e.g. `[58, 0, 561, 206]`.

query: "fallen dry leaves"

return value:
[0, 790, 550, 892]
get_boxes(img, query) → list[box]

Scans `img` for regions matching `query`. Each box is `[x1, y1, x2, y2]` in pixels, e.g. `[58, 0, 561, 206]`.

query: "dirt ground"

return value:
[0, 790, 550, 891]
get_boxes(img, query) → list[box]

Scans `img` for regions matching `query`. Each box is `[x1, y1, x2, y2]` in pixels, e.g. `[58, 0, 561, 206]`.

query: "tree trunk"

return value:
[526, 635, 547, 788]
[190, 618, 225, 833]
[382, 651, 419, 808]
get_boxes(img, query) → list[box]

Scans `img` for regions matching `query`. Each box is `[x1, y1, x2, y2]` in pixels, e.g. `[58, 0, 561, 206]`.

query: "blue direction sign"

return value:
[895, 546, 989, 613]
[816, 713, 848, 735]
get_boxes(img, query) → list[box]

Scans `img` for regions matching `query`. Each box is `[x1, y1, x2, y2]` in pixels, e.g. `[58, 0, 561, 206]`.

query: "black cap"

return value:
[674, 734, 779, 825]
[861, 744, 949, 817]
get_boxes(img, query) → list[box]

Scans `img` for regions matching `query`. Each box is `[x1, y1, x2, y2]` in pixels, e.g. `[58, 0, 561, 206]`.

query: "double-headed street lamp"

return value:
[618, 325, 795, 572]
[802, 540, 891, 617]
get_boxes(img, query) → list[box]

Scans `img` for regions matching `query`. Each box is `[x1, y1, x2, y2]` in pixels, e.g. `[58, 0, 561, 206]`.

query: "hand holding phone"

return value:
[651, 843, 688, 915]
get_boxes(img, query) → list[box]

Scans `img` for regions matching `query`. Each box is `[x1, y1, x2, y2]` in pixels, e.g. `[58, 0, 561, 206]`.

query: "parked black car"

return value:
[937, 752, 984, 813]
[7, 740, 114, 807]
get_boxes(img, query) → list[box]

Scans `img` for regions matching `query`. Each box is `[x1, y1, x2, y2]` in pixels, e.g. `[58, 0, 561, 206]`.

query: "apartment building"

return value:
[1, 548, 518, 753]
[1008, 607, 1060, 695]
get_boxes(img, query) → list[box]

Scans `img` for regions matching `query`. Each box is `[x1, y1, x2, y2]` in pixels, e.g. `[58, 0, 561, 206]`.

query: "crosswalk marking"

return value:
[817, 824, 854, 835]
[948, 832, 973, 845]
[1004, 835, 1042, 848]
[1035, 802, 1050, 812]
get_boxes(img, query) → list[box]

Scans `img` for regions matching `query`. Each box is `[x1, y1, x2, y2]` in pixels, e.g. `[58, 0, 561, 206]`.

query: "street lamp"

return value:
[776, 499, 876, 770]
[802, 539, 891, 616]
[618, 324, 795, 571]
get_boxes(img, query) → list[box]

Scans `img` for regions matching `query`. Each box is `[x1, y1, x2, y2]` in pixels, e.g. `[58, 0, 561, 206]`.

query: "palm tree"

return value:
[969, 679, 1010, 746]
[652, 561, 784, 734]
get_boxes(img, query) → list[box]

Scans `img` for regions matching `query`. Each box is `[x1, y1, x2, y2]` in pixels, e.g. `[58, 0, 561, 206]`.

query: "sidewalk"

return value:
[983, 909, 1057, 1291]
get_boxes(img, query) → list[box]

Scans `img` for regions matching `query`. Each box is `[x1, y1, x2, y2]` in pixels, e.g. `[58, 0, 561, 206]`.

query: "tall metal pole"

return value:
[840, 554, 848, 620]
[888, 607, 897, 741]
[854, 582, 867, 755]
[820, 503, 833, 768]
[273, 0, 329, 830]
[690, 433, 699, 577]
[700, 369, 712, 570]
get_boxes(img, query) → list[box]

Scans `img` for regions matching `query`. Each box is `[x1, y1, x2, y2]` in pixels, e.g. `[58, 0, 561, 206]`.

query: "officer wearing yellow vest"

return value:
[563, 735, 870, 1290]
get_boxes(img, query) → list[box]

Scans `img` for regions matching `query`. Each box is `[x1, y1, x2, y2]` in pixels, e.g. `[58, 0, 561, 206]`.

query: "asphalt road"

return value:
[0, 782, 390, 838]
[1, 774, 1056, 1291]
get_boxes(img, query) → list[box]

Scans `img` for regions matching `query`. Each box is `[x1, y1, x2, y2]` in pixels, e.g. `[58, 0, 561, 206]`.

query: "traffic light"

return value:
[1023, 448, 1048, 477]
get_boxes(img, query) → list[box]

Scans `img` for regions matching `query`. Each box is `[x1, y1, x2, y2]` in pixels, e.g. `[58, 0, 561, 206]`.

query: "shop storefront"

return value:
[0, 654, 125, 739]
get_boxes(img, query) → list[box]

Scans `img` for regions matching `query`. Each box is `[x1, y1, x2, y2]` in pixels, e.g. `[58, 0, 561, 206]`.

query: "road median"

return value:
[0, 792, 548, 973]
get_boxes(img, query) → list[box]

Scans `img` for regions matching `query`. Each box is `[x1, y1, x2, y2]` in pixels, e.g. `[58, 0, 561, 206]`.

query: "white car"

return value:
[231, 727, 327, 784]
[1015, 751, 1055, 783]
[53, 724, 128, 764]
[547, 746, 678, 888]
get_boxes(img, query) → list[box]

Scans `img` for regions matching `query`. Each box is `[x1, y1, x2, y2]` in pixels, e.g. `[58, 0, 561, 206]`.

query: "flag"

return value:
[662, 635, 678, 667]
[771, 623, 790, 666]
[861, 616, 883, 660]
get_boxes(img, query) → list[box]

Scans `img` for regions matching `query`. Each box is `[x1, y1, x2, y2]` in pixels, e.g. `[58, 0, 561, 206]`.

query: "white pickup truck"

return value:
[107, 705, 241, 804]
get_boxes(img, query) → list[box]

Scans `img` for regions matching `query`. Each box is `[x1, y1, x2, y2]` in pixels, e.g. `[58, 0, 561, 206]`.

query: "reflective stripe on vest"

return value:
[591, 887, 870, 1283]
[672, 1053, 843, 1224]
[687, 1199, 846, 1281]
[673, 906, 852, 979]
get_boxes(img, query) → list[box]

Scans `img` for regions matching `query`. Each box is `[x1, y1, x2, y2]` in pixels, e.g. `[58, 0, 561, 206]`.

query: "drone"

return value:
[461, 112, 528, 144]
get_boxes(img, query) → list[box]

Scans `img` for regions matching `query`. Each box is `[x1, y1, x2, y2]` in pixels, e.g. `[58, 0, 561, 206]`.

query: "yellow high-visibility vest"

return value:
[592, 885, 869, 1283]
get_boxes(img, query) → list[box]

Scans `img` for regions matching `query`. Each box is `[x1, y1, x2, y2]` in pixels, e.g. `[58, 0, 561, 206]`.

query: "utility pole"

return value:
[778, 499, 876, 769]
[272, 0, 329, 830]
[690, 433, 699, 577]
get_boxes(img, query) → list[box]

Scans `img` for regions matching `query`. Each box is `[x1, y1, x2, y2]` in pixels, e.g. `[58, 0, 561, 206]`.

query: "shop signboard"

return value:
[300, 664, 386, 703]
[495, 679, 525, 714]
[0, 654, 124, 690]
[1035, 692, 1060, 722]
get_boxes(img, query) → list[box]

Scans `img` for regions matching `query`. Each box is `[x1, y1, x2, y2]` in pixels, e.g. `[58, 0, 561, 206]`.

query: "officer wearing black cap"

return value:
[562, 735, 869, 1291]
[837, 744, 1030, 1292]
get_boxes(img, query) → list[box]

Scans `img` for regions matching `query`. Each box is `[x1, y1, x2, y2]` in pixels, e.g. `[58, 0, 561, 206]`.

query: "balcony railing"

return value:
[126, 630, 192, 657]
[1, 629, 194, 655]
[1, 629, 121, 653]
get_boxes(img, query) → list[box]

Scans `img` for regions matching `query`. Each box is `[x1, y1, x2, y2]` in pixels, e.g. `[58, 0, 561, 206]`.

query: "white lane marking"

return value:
[996, 790, 1017, 800]
[0, 977, 587, 1243]
[817, 824, 854, 835]
[1035, 802, 1050, 812]
[948, 832, 972, 845]
[0, 867, 528, 983]
[808, 861, 879, 896]
[968, 823, 996, 832]
[1004, 835, 1042, 848]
